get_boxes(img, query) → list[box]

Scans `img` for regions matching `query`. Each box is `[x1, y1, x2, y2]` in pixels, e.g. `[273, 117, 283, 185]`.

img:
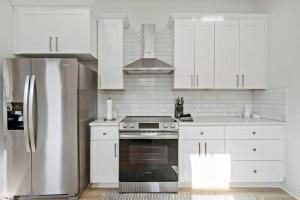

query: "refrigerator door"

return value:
[30, 59, 79, 196]
[2, 59, 32, 197]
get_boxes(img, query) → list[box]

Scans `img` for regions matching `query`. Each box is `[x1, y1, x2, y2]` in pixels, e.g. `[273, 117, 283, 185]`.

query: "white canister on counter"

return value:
[106, 98, 113, 120]
[243, 105, 251, 118]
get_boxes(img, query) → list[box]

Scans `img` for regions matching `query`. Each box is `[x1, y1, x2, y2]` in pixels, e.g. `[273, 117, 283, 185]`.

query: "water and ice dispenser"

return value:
[7, 102, 24, 130]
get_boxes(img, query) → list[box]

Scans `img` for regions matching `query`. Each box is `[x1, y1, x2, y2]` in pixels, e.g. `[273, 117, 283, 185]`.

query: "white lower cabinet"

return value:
[90, 125, 119, 187]
[91, 140, 119, 184]
[231, 161, 283, 182]
[179, 140, 226, 184]
[179, 126, 227, 188]
[226, 140, 283, 161]
[226, 125, 284, 184]
[179, 125, 284, 187]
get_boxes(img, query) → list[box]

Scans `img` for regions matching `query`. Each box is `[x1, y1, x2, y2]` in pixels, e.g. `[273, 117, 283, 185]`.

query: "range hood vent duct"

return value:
[123, 24, 174, 74]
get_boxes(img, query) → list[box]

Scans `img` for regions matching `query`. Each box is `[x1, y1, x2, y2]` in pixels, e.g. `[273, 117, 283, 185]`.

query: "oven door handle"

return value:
[141, 132, 158, 137]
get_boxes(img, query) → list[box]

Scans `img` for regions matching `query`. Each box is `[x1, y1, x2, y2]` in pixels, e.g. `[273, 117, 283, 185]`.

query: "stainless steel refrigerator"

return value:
[2, 58, 97, 200]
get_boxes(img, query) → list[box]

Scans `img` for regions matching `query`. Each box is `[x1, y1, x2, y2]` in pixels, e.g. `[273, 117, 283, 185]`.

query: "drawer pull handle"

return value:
[253, 170, 257, 174]
[103, 132, 107, 136]
[252, 131, 256, 135]
[253, 148, 257, 152]
[200, 132, 204, 135]
[114, 143, 117, 157]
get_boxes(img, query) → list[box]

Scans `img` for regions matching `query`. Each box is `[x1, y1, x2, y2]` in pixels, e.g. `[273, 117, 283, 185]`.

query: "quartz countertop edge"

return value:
[89, 117, 286, 126]
[178, 117, 286, 126]
[89, 117, 124, 126]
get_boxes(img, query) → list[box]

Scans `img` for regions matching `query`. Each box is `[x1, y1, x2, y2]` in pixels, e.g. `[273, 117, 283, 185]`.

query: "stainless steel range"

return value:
[119, 116, 179, 193]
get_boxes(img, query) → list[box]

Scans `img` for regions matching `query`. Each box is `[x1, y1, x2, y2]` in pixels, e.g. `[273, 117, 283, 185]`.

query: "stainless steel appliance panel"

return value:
[119, 182, 178, 193]
[78, 63, 97, 194]
[30, 59, 79, 195]
[3, 59, 32, 196]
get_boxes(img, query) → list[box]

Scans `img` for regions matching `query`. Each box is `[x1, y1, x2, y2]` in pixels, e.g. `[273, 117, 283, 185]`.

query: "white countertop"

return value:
[179, 117, 286, 126]
[89, 117, 124, 126]
[90, 116, 286, 126]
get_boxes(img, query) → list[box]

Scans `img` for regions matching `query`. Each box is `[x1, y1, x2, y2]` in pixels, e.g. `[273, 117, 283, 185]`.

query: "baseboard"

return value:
[280, 186, 300, 200]
[91, 183, 119, 188]
[229, 182, 282, 188]
[178, 182, 282, 189]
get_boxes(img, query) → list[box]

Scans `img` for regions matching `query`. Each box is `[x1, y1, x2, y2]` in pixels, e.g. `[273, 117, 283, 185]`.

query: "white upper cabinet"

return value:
[15, 7, 97, 59]
[194, 21, 215, 88]
[173, 19, 214, 89]
[240, 20, 267, 89]
[173, 19, 195, 89]
[169, 14, 269, 90]
[98, 15, 128, 90]
[53, 9, 95, 54]
[17, 8, 53, 53]
[214, 21, 240, 89]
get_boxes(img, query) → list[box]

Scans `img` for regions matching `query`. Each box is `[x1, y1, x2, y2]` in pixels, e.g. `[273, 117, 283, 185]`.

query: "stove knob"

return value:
[122, 123, 128, 128]
[163, 124, 168, 128]
[130, 123, 135, 128]
[170, 123, 175, 128]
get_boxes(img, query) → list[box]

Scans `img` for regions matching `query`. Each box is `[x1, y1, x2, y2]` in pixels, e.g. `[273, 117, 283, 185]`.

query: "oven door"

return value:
[119, 139, 178, 183]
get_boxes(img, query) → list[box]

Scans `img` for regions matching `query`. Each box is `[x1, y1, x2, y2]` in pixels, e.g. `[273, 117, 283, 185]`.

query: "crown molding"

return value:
[9, 0, 95, 7]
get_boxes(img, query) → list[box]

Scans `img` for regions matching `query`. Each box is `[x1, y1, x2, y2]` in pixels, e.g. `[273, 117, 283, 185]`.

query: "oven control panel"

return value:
[119, 122, 179, 132]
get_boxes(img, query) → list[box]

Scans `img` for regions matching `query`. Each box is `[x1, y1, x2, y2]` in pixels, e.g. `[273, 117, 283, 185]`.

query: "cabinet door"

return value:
[197, 140, 229, 188]
[54, 9, 89, 53]
[179, 140, 229, 188]
[202, 140, 225, 156]
[17, 8, 53, 53]
[240, 20, 267, 89]
[179, 140, 200, 183]
[215, 21, 240, 89]
[194, 21, 215, 88]
[98, 19, 124, 89]
[174, 20, 195, 89]
[90, 140, 118, 183]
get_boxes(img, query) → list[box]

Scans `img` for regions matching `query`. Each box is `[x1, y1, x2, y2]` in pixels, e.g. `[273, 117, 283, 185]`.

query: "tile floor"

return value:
[80, 187, 296, 200]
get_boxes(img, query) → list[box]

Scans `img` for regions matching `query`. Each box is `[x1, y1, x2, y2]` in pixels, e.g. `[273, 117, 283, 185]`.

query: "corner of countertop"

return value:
[89, 117, 124, 126]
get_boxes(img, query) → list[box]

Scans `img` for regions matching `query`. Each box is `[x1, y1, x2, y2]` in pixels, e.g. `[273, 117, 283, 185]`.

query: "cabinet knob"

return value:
[252, 131, 256, 135]
[103, 132, 107, 136]
[253, 170, 257, 174]
[253, 148, 257, 152]
[200, 132, 204, 135]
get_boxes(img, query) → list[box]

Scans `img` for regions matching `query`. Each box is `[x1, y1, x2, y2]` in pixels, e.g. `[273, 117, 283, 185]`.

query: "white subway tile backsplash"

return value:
[252, 88, 288, 121]
[99, 74, 253, 118]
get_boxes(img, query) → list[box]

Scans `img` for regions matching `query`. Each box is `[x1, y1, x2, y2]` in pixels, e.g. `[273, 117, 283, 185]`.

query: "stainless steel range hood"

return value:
[123, 24, 174, 74]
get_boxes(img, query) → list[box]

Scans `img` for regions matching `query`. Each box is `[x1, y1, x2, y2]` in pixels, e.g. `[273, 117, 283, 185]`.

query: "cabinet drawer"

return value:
[180, 126, 224, 139]
[91, 126, 119, 140]
[231, 161, 283, 182]
[226, 140, 283, 161]
[225, 126, 282, 139]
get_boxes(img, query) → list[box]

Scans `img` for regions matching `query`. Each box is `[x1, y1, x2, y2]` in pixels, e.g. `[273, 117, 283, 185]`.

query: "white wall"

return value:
[0, 0, 14, 58]
[0, 0, 14, 193]
[254, 0, 300, 198]
[95, 0, 255, 30]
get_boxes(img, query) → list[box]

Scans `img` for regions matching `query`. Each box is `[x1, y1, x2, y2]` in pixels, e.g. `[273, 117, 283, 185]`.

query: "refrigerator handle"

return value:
[29, 75, 36, 152]
[23, 76, 31, 152]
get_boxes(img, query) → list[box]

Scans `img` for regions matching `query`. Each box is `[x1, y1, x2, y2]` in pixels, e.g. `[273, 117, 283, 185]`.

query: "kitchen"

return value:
[0, 0, 300, 200]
